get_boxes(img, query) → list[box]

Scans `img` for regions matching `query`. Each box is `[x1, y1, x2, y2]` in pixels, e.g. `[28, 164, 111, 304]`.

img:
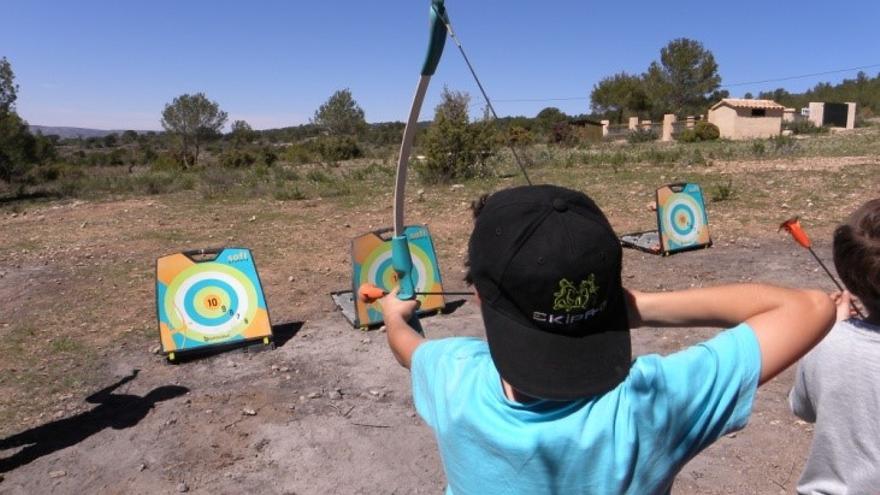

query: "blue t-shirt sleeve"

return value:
[632, 323, 761, 456]
[411, 337, 485, 429]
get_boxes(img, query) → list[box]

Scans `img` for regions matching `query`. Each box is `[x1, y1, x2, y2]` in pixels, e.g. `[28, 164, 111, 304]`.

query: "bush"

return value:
[783, 119, 828, 135]
[694, 121, 720, 141]
[676, 122, 720, 143]
[710, 179, 735, 202]
[220, 149, 257, 168]
[283, 142, 316, 165]
[676, 129, 698, 143]
[417, 88, 497, 184]
[314, 136, 362, 162]
[627, 128, 658, 143]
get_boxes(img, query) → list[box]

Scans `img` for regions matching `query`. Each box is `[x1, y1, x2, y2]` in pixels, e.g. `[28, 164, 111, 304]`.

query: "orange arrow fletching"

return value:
[779, 217, 812, 249]
[357, 283, 387, 303]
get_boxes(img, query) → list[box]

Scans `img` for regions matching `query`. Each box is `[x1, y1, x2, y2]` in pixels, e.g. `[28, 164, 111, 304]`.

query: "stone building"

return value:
[707, 98, 784, 140]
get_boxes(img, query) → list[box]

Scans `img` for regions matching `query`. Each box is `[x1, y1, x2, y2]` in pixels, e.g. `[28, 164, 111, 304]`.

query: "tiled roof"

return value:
[710, 98, 785, 111]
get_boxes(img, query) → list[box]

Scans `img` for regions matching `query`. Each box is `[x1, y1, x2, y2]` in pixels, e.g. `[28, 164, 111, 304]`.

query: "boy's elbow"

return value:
[802, 289, 835, 332]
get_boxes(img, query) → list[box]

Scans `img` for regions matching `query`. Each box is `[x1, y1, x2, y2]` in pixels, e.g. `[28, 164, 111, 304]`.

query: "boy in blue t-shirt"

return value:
[380, 185, 834, 494]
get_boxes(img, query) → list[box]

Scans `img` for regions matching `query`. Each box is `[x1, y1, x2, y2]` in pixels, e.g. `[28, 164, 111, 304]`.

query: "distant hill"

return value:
[29, 126, 157, 139]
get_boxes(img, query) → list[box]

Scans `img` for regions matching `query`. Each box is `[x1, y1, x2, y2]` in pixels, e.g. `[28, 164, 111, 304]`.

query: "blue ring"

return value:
[670, 204, 695, 236]
[183, 279, 239, 326]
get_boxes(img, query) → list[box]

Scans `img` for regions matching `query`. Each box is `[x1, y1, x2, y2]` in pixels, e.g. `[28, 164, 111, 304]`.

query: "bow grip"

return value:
[391, 235, 424, 335]
[421, 0, 448, 76]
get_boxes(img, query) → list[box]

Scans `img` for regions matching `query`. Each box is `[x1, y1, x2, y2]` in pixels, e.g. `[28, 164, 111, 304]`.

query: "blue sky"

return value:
[3, 0, 878, 130]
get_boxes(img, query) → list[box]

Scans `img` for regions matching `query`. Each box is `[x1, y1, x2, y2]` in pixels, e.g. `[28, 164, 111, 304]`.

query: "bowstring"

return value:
[436, 7, 533, 186]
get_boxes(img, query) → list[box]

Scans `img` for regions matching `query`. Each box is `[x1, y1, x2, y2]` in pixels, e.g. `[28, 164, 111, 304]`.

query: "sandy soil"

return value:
[0, 162, 876, 493]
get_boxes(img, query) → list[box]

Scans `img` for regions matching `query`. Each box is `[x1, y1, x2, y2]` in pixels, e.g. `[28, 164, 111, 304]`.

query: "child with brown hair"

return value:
[789, 198, 880, 493]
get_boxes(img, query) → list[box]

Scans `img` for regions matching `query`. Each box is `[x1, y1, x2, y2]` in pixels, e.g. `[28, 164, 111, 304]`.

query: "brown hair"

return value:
[833, 198, 880, 315]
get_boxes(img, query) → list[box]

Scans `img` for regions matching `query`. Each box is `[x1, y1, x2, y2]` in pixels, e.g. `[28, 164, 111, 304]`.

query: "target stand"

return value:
[156, 247, 273, 361]
[621, 183, 712, 256]
[332, 225, 446, 329]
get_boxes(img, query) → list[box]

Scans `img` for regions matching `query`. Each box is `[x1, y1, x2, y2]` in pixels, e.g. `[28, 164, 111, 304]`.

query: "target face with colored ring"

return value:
[657, 183, 711, 253]
[156, 248, 272, 354]
[351, 225, 445, 327]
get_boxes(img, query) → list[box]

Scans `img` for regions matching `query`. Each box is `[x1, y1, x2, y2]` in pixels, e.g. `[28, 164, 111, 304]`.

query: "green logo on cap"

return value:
[552, 275, 598, 312]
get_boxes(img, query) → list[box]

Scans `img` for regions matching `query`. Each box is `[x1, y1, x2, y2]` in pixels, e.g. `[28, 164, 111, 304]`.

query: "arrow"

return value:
[357, 283, 473, 304]
[779, 216, 864, 318]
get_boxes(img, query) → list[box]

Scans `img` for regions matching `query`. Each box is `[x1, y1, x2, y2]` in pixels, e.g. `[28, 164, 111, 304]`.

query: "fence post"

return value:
[628, 116, 639, 131]
[662, 114, 676, 142]
[808, 102, 824, 127]
[846, 102, 857, 129]
[600, 119, 609, 137]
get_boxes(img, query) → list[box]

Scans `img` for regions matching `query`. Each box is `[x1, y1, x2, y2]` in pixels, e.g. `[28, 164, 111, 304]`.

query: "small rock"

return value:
[205, 409, 213, 414]
[361, 338, 371, 344]
[451, 184, 464, 190]
[138, 463, 147, 472]
[242, 407, 257, 416]
[248, 215, 256, 222]
[307, 391, 322, 399]
[279, 366, 290, 372]
[177, 481, 189, 493]
[368, 389, 380, 396]
[287, 276, 294, 282]
[150, 344, 162, 354]
[725, 432, 737, 438]
[407, 411, 416, 418]
[328, 389, 342, 400]
[49, 470, 67, 478]
[781, 203, 790, 209]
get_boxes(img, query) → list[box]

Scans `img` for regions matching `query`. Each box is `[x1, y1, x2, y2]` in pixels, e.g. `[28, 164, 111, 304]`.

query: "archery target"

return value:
[350, 226, 446, 328]
[156, 248, 272, 355]
[657, 183, 712, 254]
[663, 194, 703, 245]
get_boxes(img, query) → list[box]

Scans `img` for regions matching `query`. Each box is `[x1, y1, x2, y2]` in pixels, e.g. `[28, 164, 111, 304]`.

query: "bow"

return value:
[391, 0, 448, 335]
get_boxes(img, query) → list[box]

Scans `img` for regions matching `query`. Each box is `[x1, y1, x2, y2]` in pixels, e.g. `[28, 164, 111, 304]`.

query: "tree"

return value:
[418, 87, 496, 183]
[0, 57, 47, 184]
[590, 72, 650, 124]
[160, 93, 228, 168]
[312, 89, 367, 136]
[535, 107, 567, 131]
[0, 57, 18, 113]
[643, 38, 721, 117]
[229, 120, 256, 147]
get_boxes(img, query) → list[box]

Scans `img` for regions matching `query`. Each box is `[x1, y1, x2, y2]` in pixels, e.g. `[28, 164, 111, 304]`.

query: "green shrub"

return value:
[676, 129, 698, 143]
[694, 121, 720, 141]
[314, 136, 362, 162]
[417, 87, 497, 184]
[751, 141, 765, 156]
[783, 119, 828, 135]
[220, 149, 257, 168]
[627, 128, 658, 143]
[771, 134, 798, 153]
[676, 122, 720, 143]
[710, 179, 735, 202]
[283, 142, 316, 165]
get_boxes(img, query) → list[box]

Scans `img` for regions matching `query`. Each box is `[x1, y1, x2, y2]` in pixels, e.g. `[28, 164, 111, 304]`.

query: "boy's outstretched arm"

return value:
[379, 289, 424, 369]
[626, 284, 835, 385]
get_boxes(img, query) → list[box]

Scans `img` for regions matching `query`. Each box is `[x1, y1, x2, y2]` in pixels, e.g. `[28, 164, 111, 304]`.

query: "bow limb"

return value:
[391, 1, 448, 335]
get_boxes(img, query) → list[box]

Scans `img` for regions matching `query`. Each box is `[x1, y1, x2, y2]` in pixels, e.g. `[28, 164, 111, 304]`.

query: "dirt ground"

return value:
[1, 154, 878, 494]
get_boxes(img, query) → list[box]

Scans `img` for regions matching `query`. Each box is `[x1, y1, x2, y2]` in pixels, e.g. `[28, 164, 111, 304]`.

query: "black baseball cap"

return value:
[468, 185, 631, 400]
